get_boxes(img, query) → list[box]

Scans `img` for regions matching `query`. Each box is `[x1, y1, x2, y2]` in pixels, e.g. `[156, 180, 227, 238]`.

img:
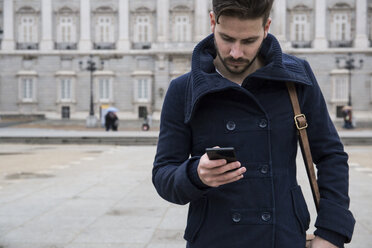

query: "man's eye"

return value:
[222, 36, 234, 42]
[242, 39, 256, 44]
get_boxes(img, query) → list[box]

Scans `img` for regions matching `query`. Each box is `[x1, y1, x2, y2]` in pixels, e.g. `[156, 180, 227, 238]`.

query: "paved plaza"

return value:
[0, 144, 371, 247]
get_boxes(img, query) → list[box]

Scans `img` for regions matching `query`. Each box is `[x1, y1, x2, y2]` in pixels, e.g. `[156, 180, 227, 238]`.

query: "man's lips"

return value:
[227, 61, 246, 66]
[226, 59, 249, 66]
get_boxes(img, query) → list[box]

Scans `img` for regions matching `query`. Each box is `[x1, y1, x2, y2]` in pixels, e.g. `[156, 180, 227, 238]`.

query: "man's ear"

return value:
[264, 17, 271, 38]
[210, 11, 216, 33]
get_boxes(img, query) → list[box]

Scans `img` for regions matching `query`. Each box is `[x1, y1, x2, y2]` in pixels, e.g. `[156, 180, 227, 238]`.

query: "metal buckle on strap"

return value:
[294, 114, 308, 130]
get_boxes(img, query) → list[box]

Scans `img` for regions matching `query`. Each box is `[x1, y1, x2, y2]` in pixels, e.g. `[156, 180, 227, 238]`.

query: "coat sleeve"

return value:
[152, 76, 209, 205]
[301, 60, 355, 247]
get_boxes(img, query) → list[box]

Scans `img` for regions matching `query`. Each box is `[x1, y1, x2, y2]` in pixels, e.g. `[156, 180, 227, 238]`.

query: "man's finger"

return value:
[217, 174, 244, 186]
[200, 154, 227, 169]
[215, 167, 246, 183]
[211, 161, 241, 175]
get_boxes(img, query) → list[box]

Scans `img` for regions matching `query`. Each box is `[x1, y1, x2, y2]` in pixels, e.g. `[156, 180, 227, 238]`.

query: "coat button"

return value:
[259, 119, 268, 128]
[261, 212, 271, 222]
[226, 121, 236, 131]
[260, 164, 269, 174]
[232, 212, 241, 223]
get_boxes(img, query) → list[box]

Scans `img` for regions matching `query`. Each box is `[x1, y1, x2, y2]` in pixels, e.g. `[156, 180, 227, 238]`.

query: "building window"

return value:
[329, 4, 354, 48]
[369, 7, 372, 46]
[60, 78, 72, 101]
[93, 7, 117, 49]
[174, 15, 191, 42]
[60, 16, 73, 43]
[96, 16, 114, 43]
[22, 78, 33, 100]
[289, 5, 312, 48]
[19, 77, 36, 102]
[55, 7, 78, 50]
[19, 16, 37, 43]
[134, 15, 151, 43]
[57, 16, 77, 44]
[16, 7, 39, 49]
[333, 13, 350, 41]
[98, 77, 112, 102]
[292, 14, 307, 42]
[332, 74, 349, 102]
[136, 78, 151, 102]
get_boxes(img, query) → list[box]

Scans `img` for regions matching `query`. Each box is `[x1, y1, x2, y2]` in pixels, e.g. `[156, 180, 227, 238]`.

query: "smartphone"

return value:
[205, 147, 237, 164]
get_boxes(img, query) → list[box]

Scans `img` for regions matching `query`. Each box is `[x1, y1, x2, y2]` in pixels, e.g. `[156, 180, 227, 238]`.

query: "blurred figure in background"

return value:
[105, 111, 118, 131]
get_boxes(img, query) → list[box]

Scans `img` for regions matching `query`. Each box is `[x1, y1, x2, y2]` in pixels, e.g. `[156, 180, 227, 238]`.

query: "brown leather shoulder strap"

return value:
[286, 82, 320, 212]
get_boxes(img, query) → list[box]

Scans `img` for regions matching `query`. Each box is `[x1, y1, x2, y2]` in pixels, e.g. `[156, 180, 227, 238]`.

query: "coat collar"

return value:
[185, 33, 313, 123]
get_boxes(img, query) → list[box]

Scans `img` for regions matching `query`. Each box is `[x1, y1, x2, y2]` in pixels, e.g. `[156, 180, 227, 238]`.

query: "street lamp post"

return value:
[79, 55, 104, 128]
[335, 53, 363, 129]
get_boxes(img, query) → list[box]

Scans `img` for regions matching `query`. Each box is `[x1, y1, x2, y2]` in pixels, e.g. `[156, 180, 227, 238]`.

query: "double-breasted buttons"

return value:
[261, 212, 271, 222]
[260, 164, 269, 174]
[226, 121, 236, 131]
[259, 119, 268, 128]
[232, 212, 241, 223]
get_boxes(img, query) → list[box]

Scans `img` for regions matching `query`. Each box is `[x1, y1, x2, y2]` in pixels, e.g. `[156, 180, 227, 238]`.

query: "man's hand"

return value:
[308, 236, 338, 248]
[197, 153, 246, 187]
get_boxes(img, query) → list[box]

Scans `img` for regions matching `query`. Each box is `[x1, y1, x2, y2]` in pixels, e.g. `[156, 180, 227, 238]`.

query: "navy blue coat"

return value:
[152, 34, 355, 248]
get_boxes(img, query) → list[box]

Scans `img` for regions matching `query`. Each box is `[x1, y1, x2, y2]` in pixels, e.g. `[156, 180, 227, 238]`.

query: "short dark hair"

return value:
[212, 0, 274, 26]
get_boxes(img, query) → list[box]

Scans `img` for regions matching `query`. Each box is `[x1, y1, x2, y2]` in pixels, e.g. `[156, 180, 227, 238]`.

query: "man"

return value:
[152, 0, 355, 247]
[105, 111, 118, 131]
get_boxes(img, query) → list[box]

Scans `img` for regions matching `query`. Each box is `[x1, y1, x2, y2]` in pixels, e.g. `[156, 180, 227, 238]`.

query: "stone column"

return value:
[313, 0, 328, 49]
[40, 0, 53, 50]
[157, 0, 169, 42]
[273, 0, 290, 49]
[2, 0, 15, 50]
[194, 0, 209, 41]
[355, 0, 369, 48]
[78, 0, 91, 50]
[117, 0, 130, 50]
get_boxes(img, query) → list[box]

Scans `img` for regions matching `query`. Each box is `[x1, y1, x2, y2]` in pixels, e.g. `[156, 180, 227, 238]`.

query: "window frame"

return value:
[18, 76, 37, 103]
[292, 13, 308, 42]
[173, 15, 191, 42]
[18, 15, 38, 43]
[368, 7, 372, 43]
[332, 12, 351, 41]
[328, 3, 354, 46]
[16, 7, 39, 46]
[59, 77, 75, 102]
[288, 5, 313, 48]
[132, 76, 152, 103]
[96, 76, 114, 103]
[95, 15, 115, 43]
[57, 15, 77, 44]
[134, 15, 152, 43]
[331, 69, 349, 103]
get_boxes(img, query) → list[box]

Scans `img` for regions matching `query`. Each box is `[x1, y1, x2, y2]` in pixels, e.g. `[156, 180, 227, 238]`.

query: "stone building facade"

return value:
[0, 0, 371, 124]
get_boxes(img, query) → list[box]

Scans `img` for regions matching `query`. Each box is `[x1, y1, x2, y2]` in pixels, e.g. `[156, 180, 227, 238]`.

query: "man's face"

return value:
[211, 13, 271, 75]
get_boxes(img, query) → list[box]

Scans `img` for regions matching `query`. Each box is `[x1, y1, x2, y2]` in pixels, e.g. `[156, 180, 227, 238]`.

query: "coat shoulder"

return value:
[163, 72, 191, 119]
[170, 72, 191, 89]
[282, 53, 314, 86]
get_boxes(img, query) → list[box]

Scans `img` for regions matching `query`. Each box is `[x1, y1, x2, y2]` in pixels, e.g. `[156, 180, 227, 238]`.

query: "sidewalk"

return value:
[0, 145, 187, 248]
[0, 144, 371, 247]
[1, 120, 372, 145]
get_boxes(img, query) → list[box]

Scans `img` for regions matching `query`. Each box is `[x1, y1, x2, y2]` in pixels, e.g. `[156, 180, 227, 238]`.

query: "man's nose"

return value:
[230, 42, 244, 59]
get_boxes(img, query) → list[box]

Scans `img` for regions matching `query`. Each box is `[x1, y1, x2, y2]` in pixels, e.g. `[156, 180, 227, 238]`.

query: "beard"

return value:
[214, 39, 264, 75]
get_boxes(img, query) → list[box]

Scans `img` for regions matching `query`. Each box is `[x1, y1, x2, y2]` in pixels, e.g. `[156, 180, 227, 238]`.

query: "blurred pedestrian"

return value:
[342, 105, 353, 129]
[105, 111, 118, 131]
